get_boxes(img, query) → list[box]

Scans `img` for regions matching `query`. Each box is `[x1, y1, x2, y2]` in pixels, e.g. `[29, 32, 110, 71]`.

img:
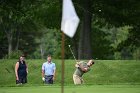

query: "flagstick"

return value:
[61, 32, 65, 93]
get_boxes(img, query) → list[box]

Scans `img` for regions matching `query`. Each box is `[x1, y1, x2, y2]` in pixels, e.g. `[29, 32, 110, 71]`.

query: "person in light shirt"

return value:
[42, 55, 56, 84]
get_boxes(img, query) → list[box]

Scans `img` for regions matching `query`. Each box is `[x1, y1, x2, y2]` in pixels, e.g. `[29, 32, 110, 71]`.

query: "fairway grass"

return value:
[0, 85, 140, 93]
[0, 59, 140, 93]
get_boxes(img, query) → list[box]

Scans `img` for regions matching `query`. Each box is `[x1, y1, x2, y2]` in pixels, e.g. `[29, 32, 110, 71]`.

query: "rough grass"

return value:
[0, 59, 140, 86]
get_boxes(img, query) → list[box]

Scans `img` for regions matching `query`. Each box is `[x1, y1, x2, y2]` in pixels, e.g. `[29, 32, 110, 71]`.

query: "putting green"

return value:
[0, 85, 140, 93]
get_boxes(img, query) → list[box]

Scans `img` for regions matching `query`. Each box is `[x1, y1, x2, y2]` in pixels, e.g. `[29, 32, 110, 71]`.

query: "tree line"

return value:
[0, 0, 140, 60]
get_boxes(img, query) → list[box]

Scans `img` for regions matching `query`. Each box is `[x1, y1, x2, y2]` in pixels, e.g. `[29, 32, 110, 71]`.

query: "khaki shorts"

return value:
[73, 74, 84, 85]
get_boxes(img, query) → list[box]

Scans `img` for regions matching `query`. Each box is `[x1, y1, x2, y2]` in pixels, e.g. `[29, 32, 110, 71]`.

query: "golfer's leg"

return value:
[81, 78, 84, 84]
[73, 74, 82, 85]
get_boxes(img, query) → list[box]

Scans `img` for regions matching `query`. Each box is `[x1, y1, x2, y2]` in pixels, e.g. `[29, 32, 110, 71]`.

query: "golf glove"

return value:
[42, 77, 45, 81]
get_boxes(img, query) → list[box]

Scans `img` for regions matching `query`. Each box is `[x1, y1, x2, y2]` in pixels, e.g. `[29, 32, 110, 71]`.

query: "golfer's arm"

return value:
[79, 65, 88, 72]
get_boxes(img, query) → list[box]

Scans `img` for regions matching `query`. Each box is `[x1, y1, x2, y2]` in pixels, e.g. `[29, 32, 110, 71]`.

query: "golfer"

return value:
[15, 55, 28, 85]
[42, 55, 56, 84]
[73, 60, 94, 85]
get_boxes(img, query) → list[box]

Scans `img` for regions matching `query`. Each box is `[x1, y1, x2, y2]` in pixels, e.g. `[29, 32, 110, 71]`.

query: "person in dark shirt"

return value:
[15, 55, 28, 85]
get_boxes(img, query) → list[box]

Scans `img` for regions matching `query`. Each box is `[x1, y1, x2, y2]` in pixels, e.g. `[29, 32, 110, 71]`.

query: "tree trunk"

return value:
[7, 31, 13, 58]
[40, 38, 45, 59]
[15, 26, 21, 51]
[78, 0, 92, 59]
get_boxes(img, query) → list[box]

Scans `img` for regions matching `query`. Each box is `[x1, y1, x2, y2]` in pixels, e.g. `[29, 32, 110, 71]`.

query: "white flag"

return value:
[61, 0, 80, 38]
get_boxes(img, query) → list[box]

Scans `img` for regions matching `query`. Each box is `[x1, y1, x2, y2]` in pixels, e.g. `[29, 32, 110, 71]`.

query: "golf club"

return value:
[68, 45, 77, 62]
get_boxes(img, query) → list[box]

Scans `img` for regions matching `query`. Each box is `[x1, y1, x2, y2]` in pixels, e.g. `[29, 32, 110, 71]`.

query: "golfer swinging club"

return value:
[73, 60, 94, 85]
[68, 45, 95, 85]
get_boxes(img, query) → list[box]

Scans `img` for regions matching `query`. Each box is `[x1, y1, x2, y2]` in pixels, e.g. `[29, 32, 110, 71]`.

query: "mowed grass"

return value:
[0, 85, 140, 93]
[0, 59, 140, 93]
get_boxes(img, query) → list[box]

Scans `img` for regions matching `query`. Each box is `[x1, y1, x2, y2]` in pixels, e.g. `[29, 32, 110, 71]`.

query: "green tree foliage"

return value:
[32, 28, 61, 59]
[93, 0, 140, 59]
[0, 0, 47, 58]
[0, 31, 8, 58]
[91, 26, 113, 59]
[0, 0, 140, 59]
